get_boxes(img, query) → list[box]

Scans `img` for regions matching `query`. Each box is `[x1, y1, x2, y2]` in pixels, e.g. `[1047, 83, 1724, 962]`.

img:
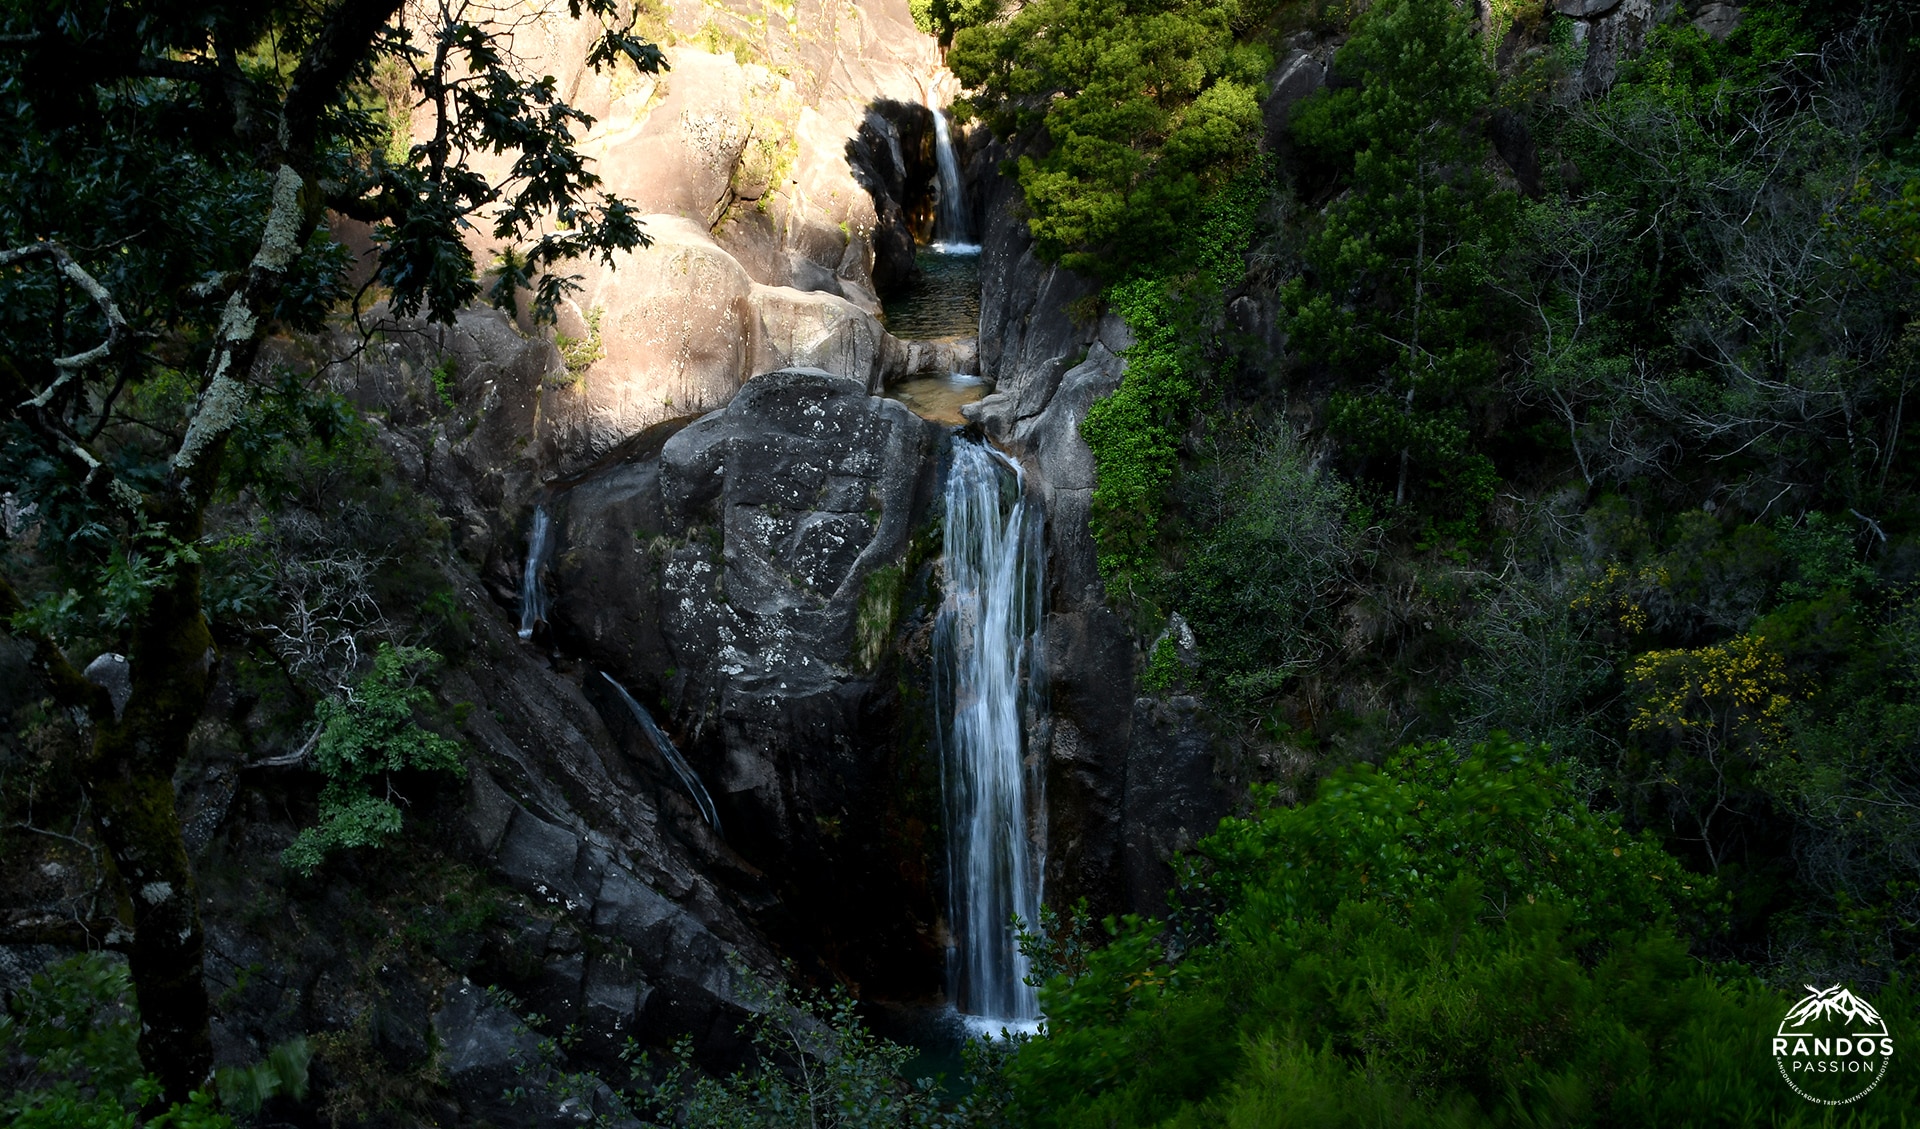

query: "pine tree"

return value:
[1283, 0, 1511, 513]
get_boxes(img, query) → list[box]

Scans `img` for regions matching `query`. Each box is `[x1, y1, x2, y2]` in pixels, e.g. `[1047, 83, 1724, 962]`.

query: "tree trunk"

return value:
[83, 557, 217, 1104]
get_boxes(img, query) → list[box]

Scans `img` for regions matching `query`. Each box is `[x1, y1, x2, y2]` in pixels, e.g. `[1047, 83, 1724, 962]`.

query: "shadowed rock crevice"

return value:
[845, 99, 939, 298]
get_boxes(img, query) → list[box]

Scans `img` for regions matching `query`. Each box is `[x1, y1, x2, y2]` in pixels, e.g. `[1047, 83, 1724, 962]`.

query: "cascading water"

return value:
[927, 100, 976, 252]
[936, 437, 1046, 1029]
[517, 504, 552, 641]
[601, 672, 723, 833]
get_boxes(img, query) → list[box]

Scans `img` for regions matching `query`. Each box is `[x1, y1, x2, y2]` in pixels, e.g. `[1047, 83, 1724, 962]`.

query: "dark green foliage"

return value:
[512, 969, 1017, 1127]
[0, 1, 661, 1093]
[1283, 0, 1512, 515]
[1516, 11, 1918, 510]
[950, 0, 1272, 276]
[282, 643, 464, 876]
[1762, 586, 1920, 981]
[0, 955, 233, 1128]
[1003, 740, 1920, 1127]
[1173, 423, 1365, 710]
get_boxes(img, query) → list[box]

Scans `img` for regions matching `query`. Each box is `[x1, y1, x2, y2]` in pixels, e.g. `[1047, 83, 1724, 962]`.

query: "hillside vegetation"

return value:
[943, 0, 1920, 1122]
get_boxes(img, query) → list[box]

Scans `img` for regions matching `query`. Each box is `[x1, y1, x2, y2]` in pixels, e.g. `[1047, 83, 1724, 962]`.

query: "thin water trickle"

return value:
[937, 437, 1046, 1025]
[518, 504, 552, 640]
[601, 672, 723, 833]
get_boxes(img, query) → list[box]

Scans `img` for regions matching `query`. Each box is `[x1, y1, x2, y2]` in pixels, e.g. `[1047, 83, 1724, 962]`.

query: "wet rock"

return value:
[846, 101, 937, 297]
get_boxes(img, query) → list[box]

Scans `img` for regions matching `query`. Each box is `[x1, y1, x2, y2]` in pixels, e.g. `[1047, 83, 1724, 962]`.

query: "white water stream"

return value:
[927, 100, 977, 253]
[601, 671, 723, 834]
[517, 504, 552, 640]
[937, 437, 1045, 1028]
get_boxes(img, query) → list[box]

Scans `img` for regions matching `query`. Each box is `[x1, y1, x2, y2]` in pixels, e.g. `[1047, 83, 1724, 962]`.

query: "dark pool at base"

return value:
[882, 245, 982, 341]
[860, 1001, 1036, 1098]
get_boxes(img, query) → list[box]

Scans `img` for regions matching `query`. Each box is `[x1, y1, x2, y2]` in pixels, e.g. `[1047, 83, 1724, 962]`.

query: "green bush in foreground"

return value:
[1004, 739, 1919, 1127]
[0, 956, 233, 1128]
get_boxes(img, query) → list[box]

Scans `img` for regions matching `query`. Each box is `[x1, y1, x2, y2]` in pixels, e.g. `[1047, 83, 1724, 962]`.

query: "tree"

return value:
[0, 0, 660, 1102]
[1283, 0, 1511, 513]
[1519, 23, 1918, 511]
[909, 0, 1000, 52]
[949, 0, 1269, 276]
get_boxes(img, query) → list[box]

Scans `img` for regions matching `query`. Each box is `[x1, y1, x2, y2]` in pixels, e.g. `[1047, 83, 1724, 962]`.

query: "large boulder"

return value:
[547, 369, 950, 995]
[338, 0, 960, 474]
[750, 284, 895, 390]
[536, 216, 759, 466]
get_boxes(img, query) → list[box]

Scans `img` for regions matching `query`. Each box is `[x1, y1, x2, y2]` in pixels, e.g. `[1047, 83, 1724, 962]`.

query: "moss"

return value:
[552, 306, 604, 384]
[853, 564, 904, 673]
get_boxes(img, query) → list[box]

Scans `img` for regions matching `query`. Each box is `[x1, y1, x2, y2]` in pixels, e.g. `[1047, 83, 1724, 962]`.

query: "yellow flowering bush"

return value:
[1626, 633, 1793, 753]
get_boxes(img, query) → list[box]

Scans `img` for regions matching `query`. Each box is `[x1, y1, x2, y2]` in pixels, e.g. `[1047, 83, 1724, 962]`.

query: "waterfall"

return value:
[517, 504, 552, 641]
[936, 437, 1045, 1028]
[601, 672, 723, 834]
[927, 101, 977, 252]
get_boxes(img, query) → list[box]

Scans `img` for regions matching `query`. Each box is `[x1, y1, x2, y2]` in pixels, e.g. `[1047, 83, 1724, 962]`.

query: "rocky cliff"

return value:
[361, 0, 977, 471]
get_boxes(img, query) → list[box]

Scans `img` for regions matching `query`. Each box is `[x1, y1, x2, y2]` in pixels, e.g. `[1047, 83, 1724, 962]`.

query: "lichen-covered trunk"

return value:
[83, 559, 215, 1104]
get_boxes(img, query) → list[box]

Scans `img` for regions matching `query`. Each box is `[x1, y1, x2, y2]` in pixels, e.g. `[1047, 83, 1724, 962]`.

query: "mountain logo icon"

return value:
[1773, 984, 1894, 1105]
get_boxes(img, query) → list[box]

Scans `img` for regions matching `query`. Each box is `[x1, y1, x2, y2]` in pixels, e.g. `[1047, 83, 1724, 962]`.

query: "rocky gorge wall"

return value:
[0, 2, 1777, 1124]
[135, 4, 1771, 1118]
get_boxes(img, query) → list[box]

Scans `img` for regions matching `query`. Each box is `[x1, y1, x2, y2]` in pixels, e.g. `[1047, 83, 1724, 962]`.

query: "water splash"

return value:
[600, 671, 723, 834]
[936, 437, 1046, 1024]
[517, 504, 552, 641]
[928, 100, 974, 249]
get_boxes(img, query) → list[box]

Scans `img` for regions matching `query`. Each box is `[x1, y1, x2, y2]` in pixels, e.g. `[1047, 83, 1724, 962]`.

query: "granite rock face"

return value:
[329, 0, 966, 471]
[1564, 0, 1684, 95]
[547, 369, 951, 995]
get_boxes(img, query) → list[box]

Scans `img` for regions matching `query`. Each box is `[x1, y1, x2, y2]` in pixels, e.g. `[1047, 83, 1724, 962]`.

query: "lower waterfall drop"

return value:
[600, 672, 723, 834]
[937, 436, 1046, 1030]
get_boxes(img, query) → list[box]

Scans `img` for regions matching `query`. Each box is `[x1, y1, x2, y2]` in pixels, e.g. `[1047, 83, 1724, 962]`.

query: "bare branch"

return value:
[0, 241, 134, 382]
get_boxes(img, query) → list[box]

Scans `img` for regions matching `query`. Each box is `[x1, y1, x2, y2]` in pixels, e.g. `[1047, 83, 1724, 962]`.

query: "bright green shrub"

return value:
[1004, 739, 1920, 1127]
[283, 643, 465, 876]
[950, 0, 1271, 277]
[1080, 166, 1270, 598]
